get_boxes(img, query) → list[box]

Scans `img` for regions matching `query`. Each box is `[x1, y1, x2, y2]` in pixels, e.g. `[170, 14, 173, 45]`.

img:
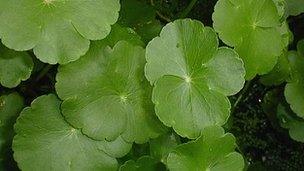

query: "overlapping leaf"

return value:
[149, 132, 180, 163]
[286, 0, 304, 16]
[166, 126, 244, 171]
[277, 104, 304, 142]
[284, 45, 304, 119]
[273, 0, 286, 19]
[0, 0, 120, 64]
[263, 89, 304, 142]
[119, 156, 165, 171]
[56, 41, 165, 143]
[0, 93, 24, 170]
[213, 0, 284, 79]
[260, 51, 291, 86]
[0, 44, 33, 88]
[145, 19, 245, 138]
[119, 0, 162, 43]
[13, 94, 132, 171]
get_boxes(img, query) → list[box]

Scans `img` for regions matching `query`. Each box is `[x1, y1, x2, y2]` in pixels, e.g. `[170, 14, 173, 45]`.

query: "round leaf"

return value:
[106, 24, 144, 48]
[277, 104, 304, 142]
[149, 132, 180, 163]
[213, 0, 284, 79]
[166, 126, 244, 171]
[119, 0, 162, 43]
[56, 41, 165, 143]
[0, 0, 120, 64]
[284, 50, 304, 119]
[263, 89, 304, 142]
[297, 39, 304, 57]
[0, 93, 24, 170]
[260, 51, 291, 86]
[13, 94, 131, 171]
[145, 19, 245, 138]
[0, 44, 33, 88]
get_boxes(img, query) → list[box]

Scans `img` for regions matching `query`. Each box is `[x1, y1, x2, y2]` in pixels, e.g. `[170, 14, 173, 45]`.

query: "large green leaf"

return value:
[145, 19, 245, 138]
[166, 126, 244, 171]
[0, 44, 33, 88]
[13, 94, 132, 171]
[0, 0, 120, 64]
[286, 0, 304, 16]
[284, 49, 304, 119]
[213, 0, 284, 79]
[56, 41, 165, 143]
[0, 93, 24, 170]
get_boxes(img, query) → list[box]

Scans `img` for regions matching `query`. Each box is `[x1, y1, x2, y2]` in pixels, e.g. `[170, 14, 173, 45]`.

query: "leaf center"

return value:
[120, 95, 128, 102]
[184, 76, 192, 83]
[43, 0, 55, 5]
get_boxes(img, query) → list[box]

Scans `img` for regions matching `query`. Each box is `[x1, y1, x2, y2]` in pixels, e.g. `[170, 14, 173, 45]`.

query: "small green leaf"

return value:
[286, 0, 304, 16]
[0, 0, 120, 64]
[145, 19, 245, 138]
[120, 0, 155, 26]
[279, 21, 293, 48]
[284, 48, 304, 119]
[13, 94, 132, 171]
[297, 39, 304, 57]
[106, 24, 144, 48]
[149, 132, 180, 163]
[273, 0, 287, 19]
[260, 51, 291, 86]
[0, 93, 24, 170]
[213, 0, 284, 79]
[263, 89, 304, 142]
[0, 44, 33, 88]
[56, 41, 165, 143]
[119, 156, 165, 171]
[167, 126, 244, 171]
[119, 0, 162, 43]
[277, 103, 304, 142]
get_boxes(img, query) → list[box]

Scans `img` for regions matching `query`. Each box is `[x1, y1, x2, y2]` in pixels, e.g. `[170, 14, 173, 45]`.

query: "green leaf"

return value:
[119, 0, 162, 43]
[284, 49, 304, 119]
[262, 89, 304, 142]
[279, 21, 293, 48]
[0, 44, 33, 88]
[145, 19, 245, 138]
[56, 41, 165, 143]
[213, 0, 284, 79]
[166, 126, 244, 171]
[286, 0, 304, 16]
[120, 0, 155, 27]
[149, 132, 180, 163]
[297, 39, 304, 57]
[0, 93, 24, 170]
[13, 94, 132, 171]
[277, 103, 304, 143]
[273, 0, 286, 19]
[260, 51, 291, 86]
[119, 156, 165, 171]
[106, 24, 145, 48]
[0, 0, 120, 64]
